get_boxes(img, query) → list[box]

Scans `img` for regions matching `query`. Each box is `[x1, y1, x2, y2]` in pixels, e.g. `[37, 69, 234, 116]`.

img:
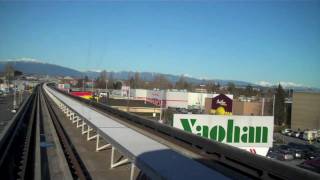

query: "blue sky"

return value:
[0, 1, 319, 87]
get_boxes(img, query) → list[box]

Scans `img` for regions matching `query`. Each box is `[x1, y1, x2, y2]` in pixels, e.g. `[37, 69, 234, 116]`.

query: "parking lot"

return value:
[0, 94, 14, 133]
[271, 132, 320, 173]
[274, 132, 309, 145]
[0, 91, 30, 134]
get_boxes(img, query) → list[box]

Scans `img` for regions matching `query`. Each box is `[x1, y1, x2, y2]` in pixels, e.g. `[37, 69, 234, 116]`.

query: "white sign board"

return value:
[173, 114, 274, 156]
[239, 147, 270, 156]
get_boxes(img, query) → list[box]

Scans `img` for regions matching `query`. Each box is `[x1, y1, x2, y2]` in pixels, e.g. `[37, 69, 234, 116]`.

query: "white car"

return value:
[281, 128, 292, 135]
[99, 92, 108, 97]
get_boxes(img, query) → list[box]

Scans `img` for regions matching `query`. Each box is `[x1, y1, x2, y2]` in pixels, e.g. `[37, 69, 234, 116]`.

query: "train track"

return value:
[0, 85, 39, 179]
[0, 84, 90, 179]
[40, 84, 91, 179]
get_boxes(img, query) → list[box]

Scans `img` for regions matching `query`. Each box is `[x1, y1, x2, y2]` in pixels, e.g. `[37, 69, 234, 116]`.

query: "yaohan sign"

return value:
[173, 114, 274, 155]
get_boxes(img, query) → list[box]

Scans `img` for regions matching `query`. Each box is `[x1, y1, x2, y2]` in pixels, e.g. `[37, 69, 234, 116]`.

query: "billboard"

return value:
[173, 114, 274, 156]
[210, 94, 233, 115]
[70, 91, 93, 100]
[146, 90, 166, 107]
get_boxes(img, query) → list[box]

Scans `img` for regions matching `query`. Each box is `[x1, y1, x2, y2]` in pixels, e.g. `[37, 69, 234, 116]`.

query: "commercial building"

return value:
[129, 89, 229, 109]
[145, 89, 188, 109]
[204, 96, 272, 116]
[291, 92, 320, 131]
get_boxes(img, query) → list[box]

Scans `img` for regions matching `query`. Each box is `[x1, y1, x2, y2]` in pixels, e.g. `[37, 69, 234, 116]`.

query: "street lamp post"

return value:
[13, 79, 16, 110]
[199, 84, 206, 113]
[159, 90, 164, 123]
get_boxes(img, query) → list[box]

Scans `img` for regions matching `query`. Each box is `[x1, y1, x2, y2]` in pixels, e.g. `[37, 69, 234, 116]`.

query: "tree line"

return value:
[92, 71, 289, 126]
[92, 71, 268, 97]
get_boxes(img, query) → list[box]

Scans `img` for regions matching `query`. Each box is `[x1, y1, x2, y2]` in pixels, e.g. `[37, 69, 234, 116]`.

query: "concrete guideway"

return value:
[0, 85, 83, 179]
[38, 88, 73, 179]
[44, 84, 229, 180]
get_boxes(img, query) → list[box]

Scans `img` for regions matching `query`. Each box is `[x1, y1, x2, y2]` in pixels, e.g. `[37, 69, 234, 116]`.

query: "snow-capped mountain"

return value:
[1, 59, 318, 91]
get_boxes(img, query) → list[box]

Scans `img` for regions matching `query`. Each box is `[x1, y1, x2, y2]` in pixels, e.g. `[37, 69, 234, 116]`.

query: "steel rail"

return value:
[41, 85, 91, 180]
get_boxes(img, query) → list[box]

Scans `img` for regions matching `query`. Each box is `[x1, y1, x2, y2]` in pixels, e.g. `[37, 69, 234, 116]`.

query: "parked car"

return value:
[288, 143, 320, 159]
[290, 131, 298, 137]
[191, 109, 202, 114]
[287, 131, 294, 136]
[296, 132, 304, 139]
[267, 146, 295, 161]
[179, 108, 188, 114]
[278, 150, 295, 160]
[299, 157, 320, 173]
[267, 151, 282, 160]
[303, 130, 319, 141]
[99, 92, 109, 97]
[281, 128, 292, 135]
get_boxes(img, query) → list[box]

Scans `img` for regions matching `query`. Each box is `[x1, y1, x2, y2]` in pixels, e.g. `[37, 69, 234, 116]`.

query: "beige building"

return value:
[291, 92, 320, 130]
[232, 101, 272, 116]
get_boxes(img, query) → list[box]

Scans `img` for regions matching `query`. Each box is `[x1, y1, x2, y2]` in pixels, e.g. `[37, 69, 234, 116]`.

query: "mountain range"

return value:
[0, 60, 254, 86]
[0, 60, 318, 91]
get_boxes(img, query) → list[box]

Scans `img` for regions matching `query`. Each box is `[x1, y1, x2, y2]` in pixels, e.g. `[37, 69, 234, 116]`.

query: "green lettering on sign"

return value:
[179, 118, 270, 144]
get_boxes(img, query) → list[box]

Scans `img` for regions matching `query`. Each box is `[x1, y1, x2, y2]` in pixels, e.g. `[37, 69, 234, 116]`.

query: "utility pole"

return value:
[91, 79, 94, 92]
[13, 79, 17, 110]
[19, 90, 22, 105]
[126, 86, 130, 112]
[159, 90, 164, 123]
[261, 97, 265, 116]
[82, 78, 85, 92]
[200, 84, 206, 113]
[91, 79, 94, 101]
[272, 94, 275, 116]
